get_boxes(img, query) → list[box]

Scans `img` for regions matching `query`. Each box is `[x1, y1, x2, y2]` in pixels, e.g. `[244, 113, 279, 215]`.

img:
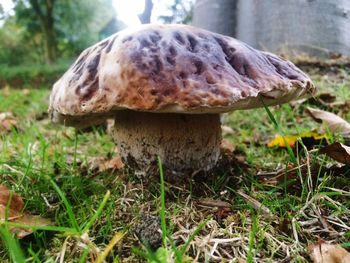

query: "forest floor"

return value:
[0, 60, 349, 262]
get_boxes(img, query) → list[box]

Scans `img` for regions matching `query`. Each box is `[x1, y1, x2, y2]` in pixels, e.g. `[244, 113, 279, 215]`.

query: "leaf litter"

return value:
[0, 112, 19, 134]
[308, 240, 350, 263]
[0, 185, 50, 238]
[305, 107, 350, 135]
[1, 65, 350, 261]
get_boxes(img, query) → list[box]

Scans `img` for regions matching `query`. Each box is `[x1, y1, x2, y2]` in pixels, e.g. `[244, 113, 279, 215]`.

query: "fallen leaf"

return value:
[319, 143, 350, 165]
[305, 107, 350, 135]
[267, 131, 328, 148]
[0, 112, 18, 134]
[221, 139, 235, 152]
[291, 93, 337, 109]
[0, 185, 50, 238]
[221, 125, 235, 136]
[306, 93, 337, 108]
[99, 156, 125, 172]
[308, 240, 350, 263]
[237, 190, 273, 219]
[0, 185, 24, 212]
[197, 199, 232, 208]
[83, 156, 124, 175]
[317, 93, 337, 104]
[215, 207, 232, 223]
[21, 89, 30, 96]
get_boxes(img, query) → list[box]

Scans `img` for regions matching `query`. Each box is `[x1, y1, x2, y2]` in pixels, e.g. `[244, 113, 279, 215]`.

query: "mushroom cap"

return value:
[49, 24, 316, 127]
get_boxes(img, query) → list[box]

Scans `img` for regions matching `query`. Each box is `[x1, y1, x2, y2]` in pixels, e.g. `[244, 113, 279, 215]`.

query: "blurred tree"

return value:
[158, 0, 194, 24]
[0, 4, 4, 20]
[0, 17, 33, 65]
[11, 0, 115, 64]
[138, 0, 153, 24]
[192, 0, 237, 36]
[28, 0, 56, 64]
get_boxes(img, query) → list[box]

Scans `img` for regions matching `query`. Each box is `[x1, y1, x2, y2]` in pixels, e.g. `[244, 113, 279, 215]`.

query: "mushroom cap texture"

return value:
[49, 24, 315, 126]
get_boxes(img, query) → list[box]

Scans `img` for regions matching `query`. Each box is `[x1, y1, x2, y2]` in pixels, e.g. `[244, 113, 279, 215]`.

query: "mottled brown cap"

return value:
[49, 24, 315, 127]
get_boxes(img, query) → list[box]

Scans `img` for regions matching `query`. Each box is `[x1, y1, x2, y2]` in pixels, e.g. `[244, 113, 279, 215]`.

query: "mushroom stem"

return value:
[113, 111, 221, 173]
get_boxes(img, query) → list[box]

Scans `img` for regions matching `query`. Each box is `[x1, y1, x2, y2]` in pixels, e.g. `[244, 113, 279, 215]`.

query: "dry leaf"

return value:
[308, 240, 350, 263]
[317, 93, 337, 104]
[0, 185, 50, 238]
[291, 93, 337, 109]
[84, 156, 124, 174]
[237, 190, 273, 219]
[221, 139, 235, 152]
[21, 89, 30, 96]
[197, 199, 232, 208]
[99, 156, 125, 172]
[319, 143, 350, 165]
[0, 112, 18, 134]
[305, 107, 350, 135]
[0, 185, 24, 212]
[221, 125, 235, 136]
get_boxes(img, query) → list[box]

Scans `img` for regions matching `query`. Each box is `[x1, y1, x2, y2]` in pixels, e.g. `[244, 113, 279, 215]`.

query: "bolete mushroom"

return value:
[49, 24, 315, 173]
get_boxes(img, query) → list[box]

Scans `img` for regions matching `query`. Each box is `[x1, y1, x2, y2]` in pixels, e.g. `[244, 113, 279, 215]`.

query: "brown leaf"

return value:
[0, 112, 18, 134]
[0, 185, 24, 212]
[220, 139, 235, 152]
[305, 107, 350, 135]
[317, 93, 337, 104]
[308, 240, 350, 263]
[197, 199, 232, 208]
[99, 156, 125, 172]
[292, 93, 337, 109]
[319, 143, 350, 165]
[10, 214, 51, 239]
[0, 185, 50, 238]
[84, 156, 125, 174]
[237, 190, 273, 219]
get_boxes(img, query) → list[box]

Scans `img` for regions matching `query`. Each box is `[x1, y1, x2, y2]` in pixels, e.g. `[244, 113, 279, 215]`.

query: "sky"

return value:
[0, 0, 176, 27]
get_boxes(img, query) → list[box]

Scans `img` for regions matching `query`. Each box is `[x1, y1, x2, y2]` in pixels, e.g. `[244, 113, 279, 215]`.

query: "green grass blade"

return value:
[82, 190, 110, 233]
[132, 246, 162, 263]
[49, 179, 80, 232]
[0, 221, 77, 234]
[0, 227, 26, 263]
[180, 219, 208, 257]
[247, 214, 258, 263]
[157, 157, 167, 247]
[167, 236, 182, 262]
[260, 97, 297, 164]
[79, 248, 90, 263]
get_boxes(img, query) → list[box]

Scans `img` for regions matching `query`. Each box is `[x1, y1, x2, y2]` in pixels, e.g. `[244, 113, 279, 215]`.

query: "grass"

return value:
[0, 64, 349, 262]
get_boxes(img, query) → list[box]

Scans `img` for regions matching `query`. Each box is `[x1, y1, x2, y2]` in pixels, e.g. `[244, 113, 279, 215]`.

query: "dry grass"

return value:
[0, 62, 349, 262]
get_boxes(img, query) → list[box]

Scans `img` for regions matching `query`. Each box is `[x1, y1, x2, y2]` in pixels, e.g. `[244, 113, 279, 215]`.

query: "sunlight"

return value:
[113, 0, 144, 27]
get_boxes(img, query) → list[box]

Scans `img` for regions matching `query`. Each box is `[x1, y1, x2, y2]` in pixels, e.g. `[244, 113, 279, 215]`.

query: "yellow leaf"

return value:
[267, 131, 329, 148]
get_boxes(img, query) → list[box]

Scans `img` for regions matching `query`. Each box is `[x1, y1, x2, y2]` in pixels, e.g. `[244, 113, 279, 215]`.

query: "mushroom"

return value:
[49, 24, 316, 174]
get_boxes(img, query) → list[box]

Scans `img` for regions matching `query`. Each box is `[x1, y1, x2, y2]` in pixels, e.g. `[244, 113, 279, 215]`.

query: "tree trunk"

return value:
[29, 0, 57, 64]
[192, 0, 238, 37]
[42, 12, 56, 64]
[138, 0, 153, 24]
[236, 0, 350, 57]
